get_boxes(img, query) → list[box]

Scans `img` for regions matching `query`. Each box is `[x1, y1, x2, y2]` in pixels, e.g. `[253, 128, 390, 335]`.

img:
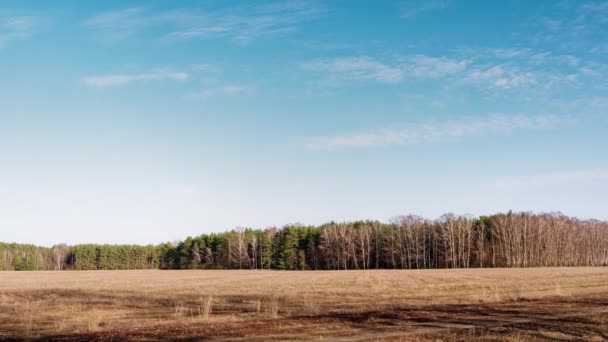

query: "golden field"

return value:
[1, 268, 608, 341]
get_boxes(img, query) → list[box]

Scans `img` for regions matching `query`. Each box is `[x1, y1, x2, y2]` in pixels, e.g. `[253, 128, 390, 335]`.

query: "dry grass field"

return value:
[0, 268, 607, 341]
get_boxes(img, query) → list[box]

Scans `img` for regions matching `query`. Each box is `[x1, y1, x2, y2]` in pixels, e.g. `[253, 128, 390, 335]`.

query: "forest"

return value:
[2, 212, 608, 271]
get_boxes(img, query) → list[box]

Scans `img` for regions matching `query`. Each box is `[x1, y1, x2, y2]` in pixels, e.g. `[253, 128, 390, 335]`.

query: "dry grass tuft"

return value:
[554, 282, 563, 296]
[173, 301, 185, 317]
[23, 301, 34, 336]
[268, 295, 279, 319]
[253, 299, 262, 314]
[87, 309, 102, 333]
[509, 286, 526, 302]
[200, 295, 213, 320]
[302, 294, 321, 316]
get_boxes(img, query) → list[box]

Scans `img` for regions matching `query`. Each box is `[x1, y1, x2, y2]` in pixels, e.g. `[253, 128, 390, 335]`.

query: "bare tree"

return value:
[229, 227, 248, 269]
[51, 244, 69, 270]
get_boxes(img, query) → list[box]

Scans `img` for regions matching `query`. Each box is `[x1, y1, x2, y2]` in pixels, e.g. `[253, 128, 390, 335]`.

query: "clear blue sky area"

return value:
[1, 0, 607, 245]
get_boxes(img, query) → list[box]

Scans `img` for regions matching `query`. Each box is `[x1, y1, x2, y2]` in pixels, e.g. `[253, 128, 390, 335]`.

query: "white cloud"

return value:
[528, 52, 580, 67]
[302, 55, 467, 84]
[493, 73, 536, 88]
[301, 57, 403, 83]
[306, 114, 571, 149]
[168, 1, 323, 43]
[83, 70, 189, 88]
[487, 48, 531, 58]
[401, 0, 450, 19]
[539, 18, 562, 31]
[468, 65, 504, 80]
[466, 64, 537, 89]
[0, 15, 35, 45]
[490, 168, 608, 190]
[457, 47, 531, 60]
[84, 2, 324, 43]
[454, 47, 590, 93]
[524, 2, 608, 49]
[304, 48, 596, 94]
[401, 55, 467, 78]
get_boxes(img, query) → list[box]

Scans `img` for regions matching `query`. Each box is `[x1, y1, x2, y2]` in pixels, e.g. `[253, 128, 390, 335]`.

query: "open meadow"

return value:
[0, 268, 607, 341]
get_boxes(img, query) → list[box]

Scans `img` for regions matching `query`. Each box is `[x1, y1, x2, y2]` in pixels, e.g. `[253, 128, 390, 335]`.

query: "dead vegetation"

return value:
[0, 268, 607, 341]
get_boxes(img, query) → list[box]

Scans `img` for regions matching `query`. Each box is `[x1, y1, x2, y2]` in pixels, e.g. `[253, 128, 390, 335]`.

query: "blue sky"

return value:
[1, 0, 607, 246]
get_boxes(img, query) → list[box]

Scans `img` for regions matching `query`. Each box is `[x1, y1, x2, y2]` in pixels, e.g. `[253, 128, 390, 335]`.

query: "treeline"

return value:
[0, 243, 53, 271]
[0, 243, 159, 271]
[2, 212, 608, 271]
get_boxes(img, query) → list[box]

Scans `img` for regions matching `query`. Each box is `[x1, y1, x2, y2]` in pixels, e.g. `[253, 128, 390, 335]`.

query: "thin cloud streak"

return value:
[401, 55, 468, 78]
[164, 1, 324, 43]
[307, 114, 572, 149]
[301, 55, 467, 84]
[83, 70, 189, 88]
[303, 48, 596, 94]
[83, 7, 148, 40]
[84, 1, 324, 43]
[0, 15, 35, 45]
[301, 57, 404, 83]
[466, 64, 537, 89]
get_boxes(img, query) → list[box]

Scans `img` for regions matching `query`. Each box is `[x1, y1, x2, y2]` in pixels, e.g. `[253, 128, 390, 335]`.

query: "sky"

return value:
[1, 0, 607, 246]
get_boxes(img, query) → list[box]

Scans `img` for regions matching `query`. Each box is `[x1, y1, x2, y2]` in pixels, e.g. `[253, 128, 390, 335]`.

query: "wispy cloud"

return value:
[303, 48, 594, 95]
[401, 55, 467, 78]
[580, 0, 608, 16]
[84, 1, 324, 43]
[165, 1, 324, 43]
[400, 0, 450, 19]
[302, 55, 467, 84]
[466, 64, 537, 89]
[466, 47, 531, 59]
[83, 7, 148, 40]
[529, 52, 580, 67]
[301, 57, 404, 83]
[306, 114, 572, 149]
[523, 1, 608, 50]
[471, 49, 597, 99]
[0, 15, 35, 46]
[490, 168, 608, 190]
[83, 70, 189, 88]
[463, 49, 590, 94]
